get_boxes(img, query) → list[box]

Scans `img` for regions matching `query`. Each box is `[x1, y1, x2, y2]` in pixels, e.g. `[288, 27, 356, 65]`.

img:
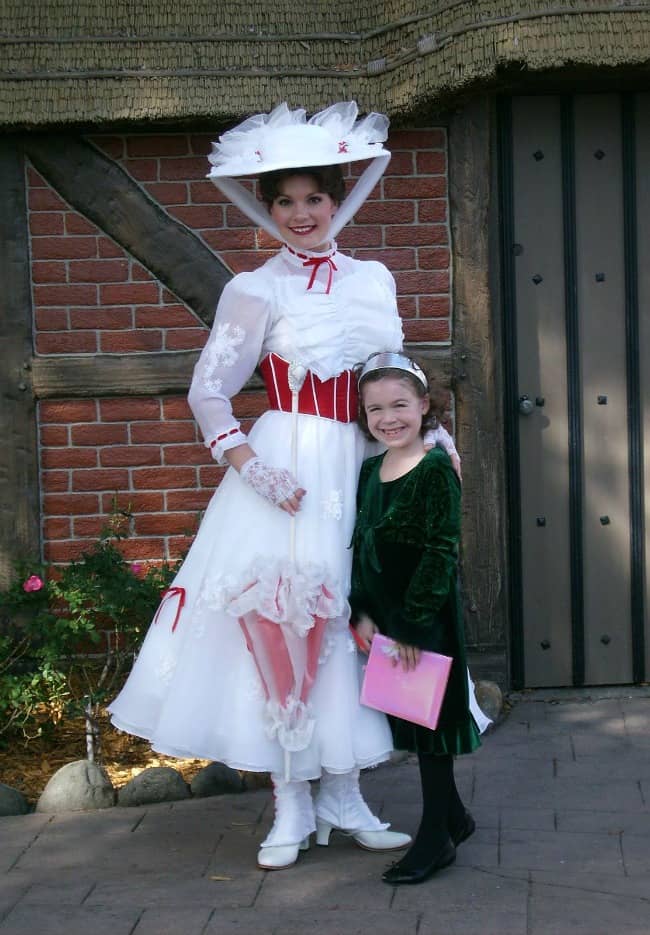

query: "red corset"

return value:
[259, 353, 359, 424]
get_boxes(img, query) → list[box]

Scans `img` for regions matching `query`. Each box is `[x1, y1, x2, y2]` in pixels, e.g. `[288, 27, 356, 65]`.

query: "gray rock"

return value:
[36, 760, 115, 813]
[117, 766, 190, 807]
[474, 679, 504, 723]
[190, 762, 243, 797]
[0, 782, 30, 816]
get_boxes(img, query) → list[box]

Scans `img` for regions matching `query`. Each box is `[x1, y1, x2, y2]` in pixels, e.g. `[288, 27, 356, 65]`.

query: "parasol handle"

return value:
[289, 387, 298, 563]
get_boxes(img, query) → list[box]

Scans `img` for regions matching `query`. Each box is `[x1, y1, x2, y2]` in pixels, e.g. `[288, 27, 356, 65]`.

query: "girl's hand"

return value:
[394, 641, 421, 672]
[354, 615, 379, 652]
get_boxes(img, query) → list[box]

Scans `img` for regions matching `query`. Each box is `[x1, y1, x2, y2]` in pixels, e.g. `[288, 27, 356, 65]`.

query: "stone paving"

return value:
[1, 687, 650, 934]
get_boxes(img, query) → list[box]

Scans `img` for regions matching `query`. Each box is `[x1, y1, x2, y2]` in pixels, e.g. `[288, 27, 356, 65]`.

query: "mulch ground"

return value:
[0, 709, 213, 807]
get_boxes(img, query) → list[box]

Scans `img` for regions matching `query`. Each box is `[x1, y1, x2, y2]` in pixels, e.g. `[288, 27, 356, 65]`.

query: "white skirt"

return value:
[109, 411, 394, 780]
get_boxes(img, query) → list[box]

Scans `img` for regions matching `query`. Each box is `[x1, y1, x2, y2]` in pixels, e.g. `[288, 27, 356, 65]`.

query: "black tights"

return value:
[394, 752, 465, 871]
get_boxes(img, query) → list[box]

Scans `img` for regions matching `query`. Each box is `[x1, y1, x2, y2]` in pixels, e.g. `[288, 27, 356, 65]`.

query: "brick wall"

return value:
[28, 127, 451, 564]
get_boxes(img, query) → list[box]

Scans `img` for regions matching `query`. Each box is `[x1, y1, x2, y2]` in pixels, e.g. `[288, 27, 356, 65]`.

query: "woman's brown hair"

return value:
[259, 165, 346, 206]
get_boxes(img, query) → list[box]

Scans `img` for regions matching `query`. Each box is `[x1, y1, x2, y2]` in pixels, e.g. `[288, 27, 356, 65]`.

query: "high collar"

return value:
[281, 242, 339, 294]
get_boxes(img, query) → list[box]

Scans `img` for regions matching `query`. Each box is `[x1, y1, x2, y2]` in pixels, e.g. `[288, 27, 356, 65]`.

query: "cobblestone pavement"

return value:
[2, 688, 650, 935]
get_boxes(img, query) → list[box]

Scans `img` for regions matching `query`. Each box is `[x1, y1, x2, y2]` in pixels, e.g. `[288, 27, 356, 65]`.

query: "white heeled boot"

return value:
[314, 768, 411, 851]
[257, 776, 315, 870]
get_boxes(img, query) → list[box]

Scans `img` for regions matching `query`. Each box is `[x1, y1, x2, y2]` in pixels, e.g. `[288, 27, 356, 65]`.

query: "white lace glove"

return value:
[239, 456, 300, 507]
[423, 425, 462, 479]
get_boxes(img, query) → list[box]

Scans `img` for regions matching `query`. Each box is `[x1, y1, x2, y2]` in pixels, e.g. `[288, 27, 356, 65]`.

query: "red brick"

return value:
[65, 213, 99, 235]
[162, 398, 193, 420]
[40, 399, 98, 423]
[40, 424, 69, 446]
[34, 283, 98, 306]
[98, 237, 124, 258]
[44, 540, 91, 562]
[382, 151, 415, 175]
[30, 213, 65, 236]
[131, 422, 196, 444]
[41, 470, 70, 492]
[386, 225, 448, 247]
[390, 129, 445, 149]
[337, 226, 382, 249]
[132, 467, 197, 489]
[32, 261, 67, 284]
[189, 134, 212, 155]
[135, 305, 200, 329]
[131, 263, 154, 281]
[70, 307, 133, 329]
[28, 187, 68, 211]
[36, 332, 98, 354]
[354, 200, 415, 225]
[224, 205, 253, 229]
[418, 247, 450, 270]
[101, 491, 165, 513]
[72, 468, 130, 491]
[398, 296, 417, 319]
[232, 390, 269, 419]
[127, 136, 189, 157]
[418, 200, 448, 223]
[30, 237, 97, 261]
[169, 205, 223, 229]
[219, 251, 272, 273]
[383, 177, 446, 199]
[354, 248, 415, 270]
[144, 182, 189, 205]
[198, 466, 227, 488]
[73, 516, 108, 537]
[189, 180, 228, 204]
[27, 167, 47, 186]
[159, 156, 206, 181]
[122, 158, 158, 181]
[42, 492, 100, 514]
[418, 295, 451, 318]
[42, 448, 98, 469]
[164, 329, 209, 351]
[202, 228, 256, 250]
[100, 331, 163, 353]
[395, 270, 449, 295]
[69, 259, 129, 283]
[100, 398, 161, 421]
[416, 151, 447, 174]
[100, 445, 161, 467]
[403, 319, 450, 343]
[100, 282, 160, 305]
[71, 423, 128, 445]
[35, 308, 69, 330]
[166, 489, 213, 511]
[117, 538, 166, 561]
[168, 535, 197, 558]
[43, 516, 72, 540]
[90, 136, 125, 158]
[162, 444, 210, 466]
[135, 513, 199, 536]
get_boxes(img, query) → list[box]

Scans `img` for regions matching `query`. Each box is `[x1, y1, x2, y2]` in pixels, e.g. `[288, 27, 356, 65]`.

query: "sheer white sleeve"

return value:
[188, 274, 271, 464]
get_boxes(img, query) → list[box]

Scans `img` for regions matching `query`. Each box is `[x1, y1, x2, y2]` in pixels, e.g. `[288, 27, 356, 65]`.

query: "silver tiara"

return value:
[358, 351, 428, 390]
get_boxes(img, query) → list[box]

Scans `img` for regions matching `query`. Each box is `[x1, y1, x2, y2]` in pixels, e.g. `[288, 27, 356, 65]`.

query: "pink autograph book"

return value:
[360, 634, 452, 730]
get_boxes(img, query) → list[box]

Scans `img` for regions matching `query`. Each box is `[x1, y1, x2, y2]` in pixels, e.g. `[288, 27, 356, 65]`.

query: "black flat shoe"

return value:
[450, 810, 475, 847]
[381, 839, 456, 886]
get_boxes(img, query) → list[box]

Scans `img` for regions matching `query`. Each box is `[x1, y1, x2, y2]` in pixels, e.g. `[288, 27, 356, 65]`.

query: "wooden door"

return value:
[500, 92, 648, 688]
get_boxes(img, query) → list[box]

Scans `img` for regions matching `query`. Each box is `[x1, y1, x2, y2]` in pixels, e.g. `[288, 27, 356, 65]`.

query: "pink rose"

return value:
[23, 575, 44, 593]
[131, 563, 143, 576]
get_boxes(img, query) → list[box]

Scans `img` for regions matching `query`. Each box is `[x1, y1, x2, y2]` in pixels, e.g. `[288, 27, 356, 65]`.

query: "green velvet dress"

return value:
[350, 447, 480, 756]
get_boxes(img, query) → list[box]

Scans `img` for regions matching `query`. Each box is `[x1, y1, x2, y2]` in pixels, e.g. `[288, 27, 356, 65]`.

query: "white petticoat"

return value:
[109, 410, 394, 780]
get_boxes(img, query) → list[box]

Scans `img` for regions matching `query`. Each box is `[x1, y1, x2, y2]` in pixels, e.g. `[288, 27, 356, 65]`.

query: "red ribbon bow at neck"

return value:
[302, 254, 338, 294]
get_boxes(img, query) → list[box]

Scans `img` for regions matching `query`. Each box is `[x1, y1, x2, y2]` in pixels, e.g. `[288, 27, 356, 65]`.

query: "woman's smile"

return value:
[270, 175, 337, 253]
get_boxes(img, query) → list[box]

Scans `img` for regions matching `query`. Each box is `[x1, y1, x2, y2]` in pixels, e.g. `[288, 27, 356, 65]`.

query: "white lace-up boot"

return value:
[257, 776, 315, 870]
[314, 768, 411, 851]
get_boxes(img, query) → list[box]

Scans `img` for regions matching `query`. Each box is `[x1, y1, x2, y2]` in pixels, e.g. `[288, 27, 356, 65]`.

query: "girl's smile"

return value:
[362, 377, 429, 458]
[269, 175, 337, 253]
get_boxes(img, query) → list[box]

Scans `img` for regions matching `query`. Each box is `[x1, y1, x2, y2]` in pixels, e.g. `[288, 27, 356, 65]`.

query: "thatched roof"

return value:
[2, 1, 650, 128]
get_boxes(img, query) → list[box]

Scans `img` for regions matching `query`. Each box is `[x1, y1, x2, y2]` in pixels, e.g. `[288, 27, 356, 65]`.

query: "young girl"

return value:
[350, 351, 480, 885]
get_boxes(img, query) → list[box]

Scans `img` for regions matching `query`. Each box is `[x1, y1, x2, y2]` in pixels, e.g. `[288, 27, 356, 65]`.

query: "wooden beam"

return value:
[448, 96, 508, 664]
[0, 138, 41, 585]
[23, 135, 231, 326]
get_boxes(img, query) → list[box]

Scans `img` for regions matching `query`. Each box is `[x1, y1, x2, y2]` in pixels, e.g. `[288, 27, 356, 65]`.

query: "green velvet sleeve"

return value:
[348, 456, 379, 624]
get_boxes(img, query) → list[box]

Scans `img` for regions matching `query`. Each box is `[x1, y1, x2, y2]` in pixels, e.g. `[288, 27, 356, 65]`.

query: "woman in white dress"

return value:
[109, 102, 489, 870]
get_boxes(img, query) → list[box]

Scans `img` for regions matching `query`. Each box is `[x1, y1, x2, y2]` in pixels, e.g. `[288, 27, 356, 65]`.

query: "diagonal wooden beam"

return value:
[23, 134, 231, 325]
